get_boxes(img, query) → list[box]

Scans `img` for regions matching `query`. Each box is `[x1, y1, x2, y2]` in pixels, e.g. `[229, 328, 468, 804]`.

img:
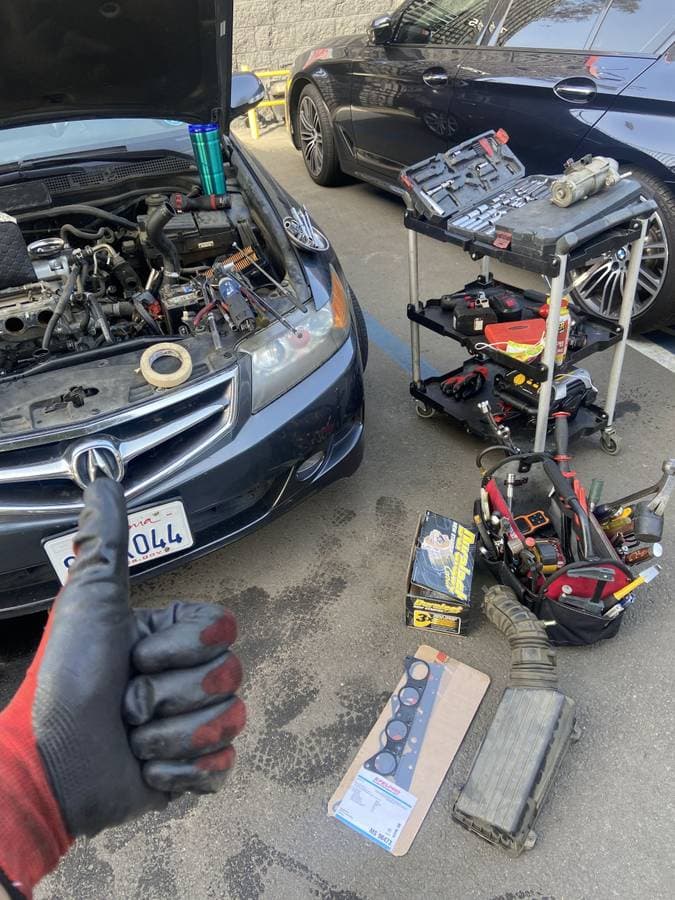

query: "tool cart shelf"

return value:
[409, 358, 608, 446]
[406, 278, 624, 384]
[402, 130, 655, 453]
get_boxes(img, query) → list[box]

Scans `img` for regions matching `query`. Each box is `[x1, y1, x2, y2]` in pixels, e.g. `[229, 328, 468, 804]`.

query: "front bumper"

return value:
[0, 335, 364, 618]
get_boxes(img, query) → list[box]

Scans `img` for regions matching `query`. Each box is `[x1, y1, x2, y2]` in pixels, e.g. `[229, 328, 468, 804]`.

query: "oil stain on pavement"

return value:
[221, 830, 366, 900]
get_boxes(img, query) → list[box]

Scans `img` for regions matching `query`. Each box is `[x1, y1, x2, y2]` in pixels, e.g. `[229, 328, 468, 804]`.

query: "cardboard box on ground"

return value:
[405, 511, 478, 636]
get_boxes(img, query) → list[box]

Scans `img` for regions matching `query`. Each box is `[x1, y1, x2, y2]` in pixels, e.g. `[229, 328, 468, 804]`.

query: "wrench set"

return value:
[449, 176, 550, 236]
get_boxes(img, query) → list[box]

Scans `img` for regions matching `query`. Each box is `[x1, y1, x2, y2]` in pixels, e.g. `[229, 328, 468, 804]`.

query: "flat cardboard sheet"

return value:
[328, 645, 490, 855]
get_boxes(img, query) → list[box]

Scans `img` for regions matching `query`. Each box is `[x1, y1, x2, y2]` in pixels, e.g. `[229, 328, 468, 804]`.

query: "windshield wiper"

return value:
[0, 149, 196, 180]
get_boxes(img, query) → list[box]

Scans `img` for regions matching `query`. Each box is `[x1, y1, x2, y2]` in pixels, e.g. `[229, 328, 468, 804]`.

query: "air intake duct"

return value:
[453, 586, 578, 855]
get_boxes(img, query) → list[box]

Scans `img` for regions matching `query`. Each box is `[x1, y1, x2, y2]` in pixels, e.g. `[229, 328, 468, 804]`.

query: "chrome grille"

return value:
[0, 367, 237, 515]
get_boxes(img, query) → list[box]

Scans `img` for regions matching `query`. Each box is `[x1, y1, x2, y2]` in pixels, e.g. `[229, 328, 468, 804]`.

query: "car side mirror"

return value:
[369, 14, 393, 45]
[230, 71, 265, 120]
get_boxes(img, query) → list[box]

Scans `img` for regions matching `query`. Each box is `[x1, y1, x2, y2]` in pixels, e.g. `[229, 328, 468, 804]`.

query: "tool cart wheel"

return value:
[600, 430, 621, 455]
[415, 401, 436, 419]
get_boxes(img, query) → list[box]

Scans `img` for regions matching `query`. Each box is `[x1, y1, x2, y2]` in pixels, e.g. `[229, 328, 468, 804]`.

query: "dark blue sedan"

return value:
[0, 1, 366, 618]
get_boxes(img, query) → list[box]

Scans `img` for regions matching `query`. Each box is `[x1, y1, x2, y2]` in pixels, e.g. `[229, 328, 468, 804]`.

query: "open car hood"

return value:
[0, 0, 233, 131]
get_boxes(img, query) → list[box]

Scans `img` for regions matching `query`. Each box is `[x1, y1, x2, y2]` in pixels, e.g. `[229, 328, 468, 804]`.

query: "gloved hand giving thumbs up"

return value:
[0, 479, 245, 899]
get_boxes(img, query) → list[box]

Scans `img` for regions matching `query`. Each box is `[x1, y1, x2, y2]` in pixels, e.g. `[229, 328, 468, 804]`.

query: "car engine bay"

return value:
[0, 174, 299, 379]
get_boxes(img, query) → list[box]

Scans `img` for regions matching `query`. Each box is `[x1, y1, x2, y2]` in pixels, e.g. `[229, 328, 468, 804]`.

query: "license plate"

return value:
[44, 499, 194, 585]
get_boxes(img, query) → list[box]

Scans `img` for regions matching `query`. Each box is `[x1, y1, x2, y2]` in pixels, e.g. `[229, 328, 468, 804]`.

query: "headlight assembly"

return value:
[240, 268, 352, 412]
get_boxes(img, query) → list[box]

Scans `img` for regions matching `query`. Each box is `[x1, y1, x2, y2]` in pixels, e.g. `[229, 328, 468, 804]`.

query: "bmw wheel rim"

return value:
[299, 96, 323, 177]
[569, 209, 668, 319]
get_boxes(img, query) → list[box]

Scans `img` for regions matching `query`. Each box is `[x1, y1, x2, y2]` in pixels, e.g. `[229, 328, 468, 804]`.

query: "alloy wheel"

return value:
[299, 96, 324, 178]
[569, 210, 668, 320]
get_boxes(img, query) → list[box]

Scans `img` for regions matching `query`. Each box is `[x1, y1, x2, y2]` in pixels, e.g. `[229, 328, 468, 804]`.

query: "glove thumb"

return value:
[59, 477, 130, 616]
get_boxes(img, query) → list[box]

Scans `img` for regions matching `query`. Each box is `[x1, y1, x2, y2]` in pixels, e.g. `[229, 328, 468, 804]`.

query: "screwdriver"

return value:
[605, 564, 661, 618]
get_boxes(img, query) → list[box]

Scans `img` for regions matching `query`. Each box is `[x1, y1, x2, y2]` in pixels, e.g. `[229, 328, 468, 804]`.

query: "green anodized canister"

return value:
[188, 124, 226, 195]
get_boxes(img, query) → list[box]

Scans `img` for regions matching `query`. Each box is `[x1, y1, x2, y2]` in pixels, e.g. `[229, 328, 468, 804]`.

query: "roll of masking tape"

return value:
[138, 342, 192, 389]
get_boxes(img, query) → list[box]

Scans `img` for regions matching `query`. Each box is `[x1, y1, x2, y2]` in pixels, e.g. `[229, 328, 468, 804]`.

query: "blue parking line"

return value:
[362, 310, 439, 379]
[644, 330, 675, 354]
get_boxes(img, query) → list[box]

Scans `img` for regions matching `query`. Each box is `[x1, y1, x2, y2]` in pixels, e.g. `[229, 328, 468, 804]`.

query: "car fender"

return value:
[576, 54, 675, 190]
[577, 109, 675, 190]
[288, 43, 360, 157]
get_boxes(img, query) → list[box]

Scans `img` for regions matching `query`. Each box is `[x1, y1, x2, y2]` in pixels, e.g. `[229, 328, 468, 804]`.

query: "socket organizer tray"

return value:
[400, 129, 654, 276]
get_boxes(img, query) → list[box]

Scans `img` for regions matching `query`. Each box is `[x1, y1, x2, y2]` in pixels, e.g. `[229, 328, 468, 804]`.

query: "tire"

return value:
[350, 290, 369, 370]
[569, 168, 675, 333]
[295, 84, 345, 187]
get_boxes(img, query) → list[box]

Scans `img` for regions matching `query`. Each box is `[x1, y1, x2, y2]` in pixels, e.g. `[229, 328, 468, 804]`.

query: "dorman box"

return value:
[405, 511, 478, 636]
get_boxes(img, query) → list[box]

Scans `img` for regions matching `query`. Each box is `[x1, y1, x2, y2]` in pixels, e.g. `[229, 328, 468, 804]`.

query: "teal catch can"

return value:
[189, 124, 226, 195]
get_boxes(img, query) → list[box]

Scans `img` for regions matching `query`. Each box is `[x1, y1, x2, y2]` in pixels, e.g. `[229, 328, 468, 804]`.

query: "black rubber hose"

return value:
[480, 452, 551, 486]
[145, 202, 180, 275]
[42, 262, 80, 350]
[100, 301, 134, 317]
[18, 204, 137, 229]
[553, 412, 571, 475]
[483, 585, 558, 690]
[60, 224, 113, 244]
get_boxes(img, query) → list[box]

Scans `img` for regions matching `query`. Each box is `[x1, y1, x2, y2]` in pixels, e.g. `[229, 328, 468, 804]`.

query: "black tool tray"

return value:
[401, 130, 656, 275]
[401, 129, 525, 221]
[410, 358, 608, 447]
[406, 277, 623, 382]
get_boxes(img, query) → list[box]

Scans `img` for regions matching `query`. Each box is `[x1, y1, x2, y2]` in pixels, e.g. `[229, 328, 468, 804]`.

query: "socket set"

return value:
[403, 132, 652, 273]
[449, 176, 551, 236]
[400, 129, 524, 221]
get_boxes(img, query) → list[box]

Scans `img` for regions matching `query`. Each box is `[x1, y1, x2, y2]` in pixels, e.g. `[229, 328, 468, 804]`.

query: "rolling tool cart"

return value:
[401, 130, 655, 453]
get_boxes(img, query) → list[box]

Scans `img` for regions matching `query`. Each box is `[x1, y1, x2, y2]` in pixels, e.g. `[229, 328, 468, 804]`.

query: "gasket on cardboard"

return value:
[363, 656, 430, 778]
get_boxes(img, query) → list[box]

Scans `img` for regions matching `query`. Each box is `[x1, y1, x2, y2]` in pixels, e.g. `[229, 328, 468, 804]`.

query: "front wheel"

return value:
[569, 169, 674, 333]
[295, 84, 344, 187]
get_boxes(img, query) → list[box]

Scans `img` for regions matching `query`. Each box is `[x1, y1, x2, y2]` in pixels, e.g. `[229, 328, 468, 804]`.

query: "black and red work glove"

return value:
[0, 479, 245, 898]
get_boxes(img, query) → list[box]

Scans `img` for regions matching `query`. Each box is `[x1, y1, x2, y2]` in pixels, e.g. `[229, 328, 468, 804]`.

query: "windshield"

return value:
[0, 118, 194, 166]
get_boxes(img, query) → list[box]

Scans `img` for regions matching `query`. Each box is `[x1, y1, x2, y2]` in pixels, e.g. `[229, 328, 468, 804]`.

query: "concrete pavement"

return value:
[3, 126, 673, 899]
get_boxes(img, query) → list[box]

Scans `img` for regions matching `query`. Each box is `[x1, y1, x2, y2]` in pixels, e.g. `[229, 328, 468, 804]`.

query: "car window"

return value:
[0, 118, 192, 166]
[495, 0, 606, 50]
[395, 0, 491, 46]
[590, 0, 675, 54]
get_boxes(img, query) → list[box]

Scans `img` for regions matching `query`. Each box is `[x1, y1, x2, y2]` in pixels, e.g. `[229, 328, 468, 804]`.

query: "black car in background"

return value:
[288, 0, 675, 332]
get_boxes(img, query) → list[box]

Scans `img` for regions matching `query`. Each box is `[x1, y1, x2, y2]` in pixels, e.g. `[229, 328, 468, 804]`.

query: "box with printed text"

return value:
[405, 511, 478, 635]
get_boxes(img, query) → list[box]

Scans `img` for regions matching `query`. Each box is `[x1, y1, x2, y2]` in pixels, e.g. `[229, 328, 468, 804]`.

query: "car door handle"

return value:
[422, 68, 448, 88]
[553, 78, 597, 103]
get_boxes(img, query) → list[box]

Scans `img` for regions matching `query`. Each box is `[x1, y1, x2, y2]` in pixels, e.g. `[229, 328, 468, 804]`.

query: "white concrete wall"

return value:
[233, 0, 388, 70]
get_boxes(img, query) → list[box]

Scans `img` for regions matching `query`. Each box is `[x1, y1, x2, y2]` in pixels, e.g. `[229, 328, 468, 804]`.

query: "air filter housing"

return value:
[452, 586, 579, 854]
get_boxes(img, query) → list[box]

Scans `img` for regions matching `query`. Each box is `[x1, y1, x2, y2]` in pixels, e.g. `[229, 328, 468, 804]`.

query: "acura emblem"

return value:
[68, 438, 125, 489]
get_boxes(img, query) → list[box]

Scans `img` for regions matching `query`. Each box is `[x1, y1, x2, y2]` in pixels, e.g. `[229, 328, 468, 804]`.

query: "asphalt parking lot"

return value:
[3, 126, 674, 900]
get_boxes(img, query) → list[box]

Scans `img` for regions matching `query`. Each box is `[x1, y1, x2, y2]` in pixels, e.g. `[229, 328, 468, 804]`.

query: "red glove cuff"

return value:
[0, 617, 73, 897]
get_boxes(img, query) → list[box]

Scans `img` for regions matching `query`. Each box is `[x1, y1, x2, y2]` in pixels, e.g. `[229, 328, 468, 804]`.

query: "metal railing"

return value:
[242, 67, 291, 139]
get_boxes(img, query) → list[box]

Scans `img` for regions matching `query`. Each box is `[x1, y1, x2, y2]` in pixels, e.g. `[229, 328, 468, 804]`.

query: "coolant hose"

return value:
[42, 263, 80, 350]
[146, 202, 181, 275]
[19, 204, 137, 229]
[483, 585, 558, 690]
[60, 224, 114, 244]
